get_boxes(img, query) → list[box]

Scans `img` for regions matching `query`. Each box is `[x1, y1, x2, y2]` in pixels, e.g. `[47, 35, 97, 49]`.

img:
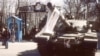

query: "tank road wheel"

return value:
[38, 42, 55, 56]
[38, 44, 48, 56]
[84, 49, 95, 56]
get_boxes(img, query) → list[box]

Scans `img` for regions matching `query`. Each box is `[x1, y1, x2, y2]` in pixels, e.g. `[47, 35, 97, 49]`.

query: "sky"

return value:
[50, 0, 64, 6]
[35, 0, 65, 6]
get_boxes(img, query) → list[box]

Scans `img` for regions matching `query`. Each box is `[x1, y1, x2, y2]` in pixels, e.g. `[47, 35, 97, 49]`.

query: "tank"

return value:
[33, 8, 97, 56]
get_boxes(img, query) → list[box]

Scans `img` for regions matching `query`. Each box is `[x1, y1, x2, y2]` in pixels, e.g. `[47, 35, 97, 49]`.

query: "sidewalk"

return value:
[0, 42, 40, 56]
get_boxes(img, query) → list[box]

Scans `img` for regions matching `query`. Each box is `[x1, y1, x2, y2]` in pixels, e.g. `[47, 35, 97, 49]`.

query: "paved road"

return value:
[0, 41, 100, 56]
[95, 50, 100, 56]
[0, 42, 40, 56]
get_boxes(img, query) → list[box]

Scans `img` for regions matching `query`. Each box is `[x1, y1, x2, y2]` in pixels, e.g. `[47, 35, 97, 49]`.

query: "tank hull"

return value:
[36, 34, 97, 56]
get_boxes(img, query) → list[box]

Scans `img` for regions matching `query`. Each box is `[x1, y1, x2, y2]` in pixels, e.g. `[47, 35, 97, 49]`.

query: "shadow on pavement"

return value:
[18, 49, 40, 56]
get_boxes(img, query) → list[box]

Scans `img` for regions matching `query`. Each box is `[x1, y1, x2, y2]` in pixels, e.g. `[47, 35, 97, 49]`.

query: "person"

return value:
[30, 27, 36, 36]
[2, 27, 10, 49]
[30, 26, 40, 41]
[47, 2, 54, 21]
[25, 31, 30, 40]
[10, 28, 15, 42]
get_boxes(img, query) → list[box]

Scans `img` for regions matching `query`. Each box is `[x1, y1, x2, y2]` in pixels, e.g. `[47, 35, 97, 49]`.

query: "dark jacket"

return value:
[2, 29, 10, 39]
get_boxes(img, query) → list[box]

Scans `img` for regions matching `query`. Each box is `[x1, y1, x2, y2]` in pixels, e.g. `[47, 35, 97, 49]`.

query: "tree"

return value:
[64, 0, 87, 19]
